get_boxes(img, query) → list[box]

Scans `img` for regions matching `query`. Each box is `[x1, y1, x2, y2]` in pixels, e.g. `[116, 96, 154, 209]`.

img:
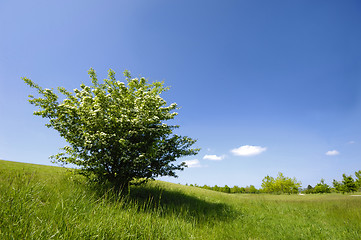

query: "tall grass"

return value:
[1, 160, 360, 239]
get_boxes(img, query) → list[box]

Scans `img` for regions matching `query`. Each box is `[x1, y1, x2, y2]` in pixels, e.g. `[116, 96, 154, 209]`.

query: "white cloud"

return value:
[326, 150, 340, 156]
[183, 159, 202, 168]
[203, 154, 225, 161]
[231, 145, 267, 156]
[348, 141, 355, 144]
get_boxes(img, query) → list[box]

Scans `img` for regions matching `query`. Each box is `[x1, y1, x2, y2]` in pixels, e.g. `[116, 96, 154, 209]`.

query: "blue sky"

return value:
[1, 0, 360, 188]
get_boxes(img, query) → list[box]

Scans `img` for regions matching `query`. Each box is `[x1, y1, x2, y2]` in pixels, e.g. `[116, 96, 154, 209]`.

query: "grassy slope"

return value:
[0, 160, 360, 239]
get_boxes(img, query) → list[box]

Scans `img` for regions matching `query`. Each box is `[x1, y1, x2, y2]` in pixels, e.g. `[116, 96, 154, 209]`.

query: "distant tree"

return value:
[313, 179, 331, 193]
[304, 185, 314, 194]
[222, 185, 231, 193]
[273, 172, 286, 193]
[355, 170, 361, 190]
[333, 172, 360, 193]
[231, 185, 242, 193]
[249, 185, 258, 194]
[239, 187, 246, 193]
[342, 174, 358, 193]
[262, 172, 301, 194]
[261, 175, 275, 193]
[202, 184, 212, 190]
[24, 68, 199, 191]
[332, 179, 345, 193]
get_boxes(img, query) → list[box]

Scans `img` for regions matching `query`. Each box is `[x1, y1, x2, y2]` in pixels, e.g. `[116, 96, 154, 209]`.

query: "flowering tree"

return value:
[23, 68, 199, 190]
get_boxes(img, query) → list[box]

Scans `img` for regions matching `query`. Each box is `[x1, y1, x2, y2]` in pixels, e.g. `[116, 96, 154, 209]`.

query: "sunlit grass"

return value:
[1, 160, 360, 239]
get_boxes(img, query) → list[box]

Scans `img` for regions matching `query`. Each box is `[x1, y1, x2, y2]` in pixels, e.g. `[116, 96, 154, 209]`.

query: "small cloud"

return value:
[326, 150, 340, 156]
[231, 145, 267, 156]
[183, 159, 202, 168]
[348, 141, 355, 144]
[203, 154, 225, 161]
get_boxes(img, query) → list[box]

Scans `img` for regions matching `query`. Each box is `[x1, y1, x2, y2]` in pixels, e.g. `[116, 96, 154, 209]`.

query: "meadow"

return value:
[0, 159, 360, 239]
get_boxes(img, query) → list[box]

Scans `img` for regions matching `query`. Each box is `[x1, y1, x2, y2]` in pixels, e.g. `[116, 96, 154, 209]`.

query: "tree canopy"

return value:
[24, 68, 199, 190]
[313, 179, 331, 193]
[333, 173, 358, 193]
[261, 172, 301, 194]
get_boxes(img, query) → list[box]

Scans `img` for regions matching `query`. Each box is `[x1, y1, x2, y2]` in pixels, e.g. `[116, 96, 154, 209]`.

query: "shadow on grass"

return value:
[90, 182, 239, 224]
[129, 184, 239, 223]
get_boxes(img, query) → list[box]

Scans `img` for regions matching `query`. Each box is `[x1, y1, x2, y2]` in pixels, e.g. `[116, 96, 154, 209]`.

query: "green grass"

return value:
[1, 160, 361, 239]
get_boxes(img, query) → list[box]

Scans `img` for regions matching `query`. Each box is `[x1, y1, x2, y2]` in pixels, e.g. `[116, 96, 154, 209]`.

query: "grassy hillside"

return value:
[1, 160, 360, 239]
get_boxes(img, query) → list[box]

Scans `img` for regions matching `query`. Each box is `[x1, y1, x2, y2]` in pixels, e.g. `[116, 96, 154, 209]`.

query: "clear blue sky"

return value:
[1, 0, 360, 188]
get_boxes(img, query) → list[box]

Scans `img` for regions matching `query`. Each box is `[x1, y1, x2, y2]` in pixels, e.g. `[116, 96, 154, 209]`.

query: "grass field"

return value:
[1, 159, 360, 239]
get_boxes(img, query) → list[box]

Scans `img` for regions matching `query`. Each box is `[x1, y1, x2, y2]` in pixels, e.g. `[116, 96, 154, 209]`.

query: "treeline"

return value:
[188, 172, 301, 194]
[303, 170, 361, 194]
[187, 183, 260, 194]
[187, 170, 361, 195]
